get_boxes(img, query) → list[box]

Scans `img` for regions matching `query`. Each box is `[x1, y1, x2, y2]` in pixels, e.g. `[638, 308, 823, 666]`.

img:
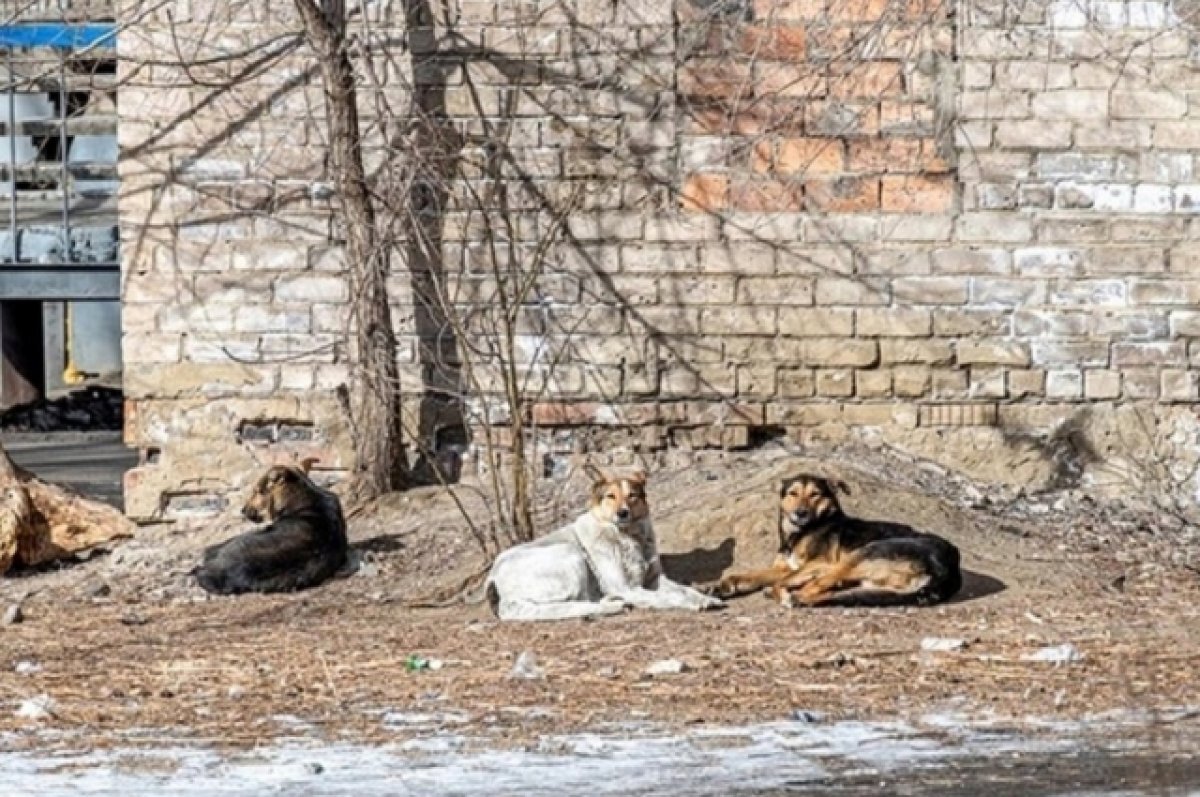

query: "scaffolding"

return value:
[0, 18, 118, 407]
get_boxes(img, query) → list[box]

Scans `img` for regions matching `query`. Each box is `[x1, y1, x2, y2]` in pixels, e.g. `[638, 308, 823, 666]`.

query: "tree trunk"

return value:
[294, 0, 408, 501]
[0, 442, 133, 574]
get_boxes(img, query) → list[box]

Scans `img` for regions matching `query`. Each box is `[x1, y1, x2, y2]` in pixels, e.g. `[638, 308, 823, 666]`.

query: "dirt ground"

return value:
[1, 441, 1198, 753]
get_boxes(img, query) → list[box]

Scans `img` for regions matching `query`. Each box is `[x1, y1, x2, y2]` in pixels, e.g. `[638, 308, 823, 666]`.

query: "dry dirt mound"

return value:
[0, 442, 1197, 750]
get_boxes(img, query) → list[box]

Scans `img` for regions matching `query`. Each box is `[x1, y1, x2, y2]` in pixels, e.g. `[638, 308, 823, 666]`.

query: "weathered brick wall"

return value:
[117, 0, 1200, 520]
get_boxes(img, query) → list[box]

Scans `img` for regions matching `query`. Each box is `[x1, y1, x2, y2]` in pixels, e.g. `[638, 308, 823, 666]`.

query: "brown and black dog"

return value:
[193, 464, 348, 595]
[712, 474, 961, 607]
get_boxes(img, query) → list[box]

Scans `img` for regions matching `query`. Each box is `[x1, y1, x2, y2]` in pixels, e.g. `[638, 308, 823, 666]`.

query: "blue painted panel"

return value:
[0, 23, 116, 50]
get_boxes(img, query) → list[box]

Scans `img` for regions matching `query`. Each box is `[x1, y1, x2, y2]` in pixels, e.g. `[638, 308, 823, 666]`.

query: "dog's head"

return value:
[587, 468, 650, 530]
[242, 465, 320, 523]
[778, 474, 849, 544]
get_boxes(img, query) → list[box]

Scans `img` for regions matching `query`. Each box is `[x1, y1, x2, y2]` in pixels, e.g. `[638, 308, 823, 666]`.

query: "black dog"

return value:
[193, 465, 347, 595]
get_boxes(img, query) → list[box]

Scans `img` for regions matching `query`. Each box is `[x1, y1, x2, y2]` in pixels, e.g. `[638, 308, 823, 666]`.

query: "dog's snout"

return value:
[242, 505, 262, 523]
[615, 507, 631, 522]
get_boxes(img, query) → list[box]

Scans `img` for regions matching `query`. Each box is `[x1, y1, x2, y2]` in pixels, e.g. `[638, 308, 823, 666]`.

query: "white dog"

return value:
[486, 469, 725, 621]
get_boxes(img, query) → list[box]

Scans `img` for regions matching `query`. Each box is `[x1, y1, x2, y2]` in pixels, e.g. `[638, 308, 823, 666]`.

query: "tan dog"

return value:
[714, 474, 962, 607]
[485, 468, 725, 621]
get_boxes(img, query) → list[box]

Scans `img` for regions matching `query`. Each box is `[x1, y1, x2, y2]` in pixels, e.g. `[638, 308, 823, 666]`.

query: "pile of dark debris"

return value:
[0, 387, 123, 432]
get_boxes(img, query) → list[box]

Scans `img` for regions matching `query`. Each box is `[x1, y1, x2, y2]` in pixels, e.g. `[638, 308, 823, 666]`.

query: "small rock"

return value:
[15, 694, 55, 720]
[305, 762, 325, 775]
[508, 651, 545, 680]
[920, 637, 968, 652]
[1021, 644, 1084, 664]
[85, 582, 111, 599]
[644, 659, 687, 676]
[120, 611, 148, 626]
[791, 710, 826, 723]
[14, 660, 40, 675]
[227, 685, 245, 699]
[2, 604, 23, 625]
[596, 665, 618, 679]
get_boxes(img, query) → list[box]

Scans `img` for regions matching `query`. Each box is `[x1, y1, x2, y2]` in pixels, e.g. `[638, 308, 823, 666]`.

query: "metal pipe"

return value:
[7, 47, 16, 262]
[59, 51, 70, 263]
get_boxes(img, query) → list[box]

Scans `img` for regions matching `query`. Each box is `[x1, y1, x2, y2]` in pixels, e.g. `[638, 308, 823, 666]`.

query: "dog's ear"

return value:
[298, 457, 320, 475]
[583, 462, 608, 485]
[628, 468, 647, 486]
[834, 479, 851, 496]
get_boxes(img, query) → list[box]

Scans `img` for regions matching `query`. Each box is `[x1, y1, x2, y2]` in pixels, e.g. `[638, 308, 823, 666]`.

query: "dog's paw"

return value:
[698, 594, 727, 611]
[598, 595, 630, 614]
[710, 576, 744, 598]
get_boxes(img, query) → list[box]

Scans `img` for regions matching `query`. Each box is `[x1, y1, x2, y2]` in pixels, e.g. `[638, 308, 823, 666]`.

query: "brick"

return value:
[737, 365, 777, 397]
[856, 308, 932, 337]
[737, 277, 815, 305]
[662, 275, 735, 306]
[1084, 370, 1121, 399]
[933, 309, 1011, 336]
[802, 339, 879, 367]
[815, 369, 855, 397]
[859, 250, 932, 275]
[1131, 280, 1200, 305]
[235, 306, 312, 333]
[773, 138, 844, 175]
[881, 175, 955, 213]
[805, 101, 880, 137]
[815, 278, 890, 305]
[1111, 341, 1187, 366]
[1031, 340, 1110, 366]
[1015, 248, 1083, 277]
[956, 213, 1033, 243]
[974, 183, 1017, 210]
[1111, 90, 1187, 118]
[930, 369, 969, 399]
[274, 275, 349, 303]
[778, 368, 815, 398]
[842, 402, 917, 427]
[1122, 368, 1160, 399]
[700, 244, 776, 274]
[1161, 370, 1199, 402]
[1048, 279, 1126, 307]
[1092, 312, 1168, 340]
[892, 277, 969, 305]
[1013, 310, 1089, 337]
[754, 62, 828, 99]
[855, 369, 892, 398]
[681, 174, 729, 211]
[1173, 311, 1200, 337]
[767, 403, 841, 425]
[959, 90, 1030, 120]
[1008, 369, 1046, 398]
[880, 339, 954, 364]
[804, 177, 880, 212]
[846, 138, 939, 172]
[728, 178, 805, 212]
[1046, 370, 1084, 400]
[892, 365, 931, 397]
[699, 308, 775, 335]
[931, 247, 1011, 274]
[970, 278, 1045, 306]
[969, 368, 1007, 398]
[1029, 90, 1109, 119]
[956, 340, 1030, 366]
[778, 308, 855, 336]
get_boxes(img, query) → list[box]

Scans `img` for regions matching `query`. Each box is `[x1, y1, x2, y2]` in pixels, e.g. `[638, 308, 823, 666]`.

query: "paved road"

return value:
[3, 432, 136, 509]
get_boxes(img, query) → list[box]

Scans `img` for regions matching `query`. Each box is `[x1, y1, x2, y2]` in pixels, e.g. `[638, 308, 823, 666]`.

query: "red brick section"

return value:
[679, 0, 954, 214]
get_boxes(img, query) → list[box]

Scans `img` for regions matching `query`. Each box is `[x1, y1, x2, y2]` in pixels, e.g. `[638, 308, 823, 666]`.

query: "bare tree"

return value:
[292, 0, 408, 502]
